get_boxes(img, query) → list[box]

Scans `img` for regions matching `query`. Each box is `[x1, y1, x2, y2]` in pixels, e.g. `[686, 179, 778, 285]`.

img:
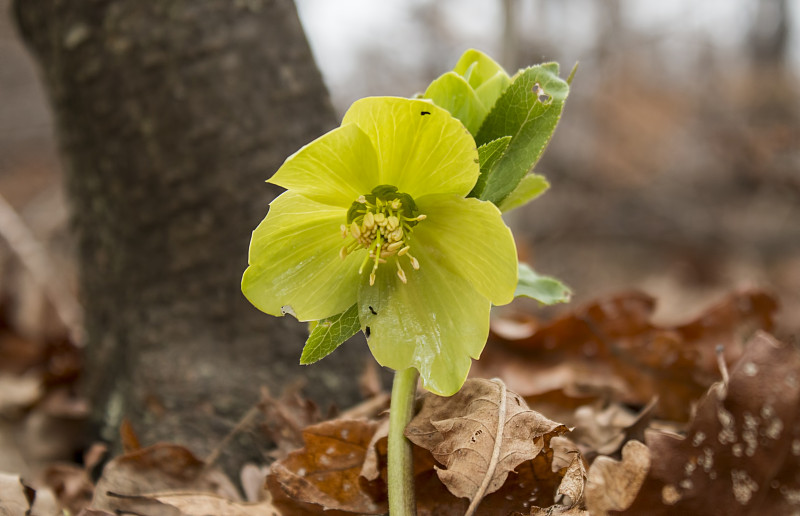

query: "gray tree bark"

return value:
[14, 0, 369, 468]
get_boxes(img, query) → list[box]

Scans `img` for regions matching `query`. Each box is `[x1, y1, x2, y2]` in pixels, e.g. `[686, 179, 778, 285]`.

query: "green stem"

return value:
[388, 367, 419, 516]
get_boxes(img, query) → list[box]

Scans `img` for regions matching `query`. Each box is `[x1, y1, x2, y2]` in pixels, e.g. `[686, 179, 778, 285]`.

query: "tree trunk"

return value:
[14, 0, 370, 469]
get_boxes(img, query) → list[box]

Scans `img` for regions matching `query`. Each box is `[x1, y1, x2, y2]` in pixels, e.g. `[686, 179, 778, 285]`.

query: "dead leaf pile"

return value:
[477, 289, 777, 421]
[3, 288, 799, 516]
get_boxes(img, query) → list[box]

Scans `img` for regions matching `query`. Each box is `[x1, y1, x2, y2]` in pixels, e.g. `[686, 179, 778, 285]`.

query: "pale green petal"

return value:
[453, 49, 509, 89]
[341, 97, 479, 198]
[268, 124, 379, 207]
[358, 251, 490, 396]
[423, 72, 487, 136]
[414, 194, 517, 306]
[242, 192, 363, 321]
[474, 71, 512, 111]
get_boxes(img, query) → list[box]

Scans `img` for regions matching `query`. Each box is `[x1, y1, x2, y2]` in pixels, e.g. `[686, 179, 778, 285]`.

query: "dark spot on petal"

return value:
[538, 94, 551, 103]
[369, 306, 377, 315]
[421, 111, 431, 116]
[365, 326, 371, 338]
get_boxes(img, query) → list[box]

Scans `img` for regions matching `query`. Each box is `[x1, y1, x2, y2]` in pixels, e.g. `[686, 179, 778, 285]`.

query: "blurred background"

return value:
[1, 0, 798, 342]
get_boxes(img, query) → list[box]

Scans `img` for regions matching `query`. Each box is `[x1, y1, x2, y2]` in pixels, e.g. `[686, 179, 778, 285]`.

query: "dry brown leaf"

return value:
[259, 384, 323, 461]
[91, 443, 239, 513]
[556, 453, 587, 507]
[240, 463, 270, 502]
[267, 419, 385, 514]
[405, 378, 568, 510]
[622, 331, 800, 514]
[584, 440, 650, 515]
[478, 289, 777, 420]
[151, 492, 280, 516]
[40, 462, 95, 514]
[0, 472, 34, 515]
[569, 398, 657, 459]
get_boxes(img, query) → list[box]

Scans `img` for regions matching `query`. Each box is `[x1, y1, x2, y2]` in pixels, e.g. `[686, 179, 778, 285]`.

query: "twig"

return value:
[204, 405, 261, 468]
[0, 190, 83, 344]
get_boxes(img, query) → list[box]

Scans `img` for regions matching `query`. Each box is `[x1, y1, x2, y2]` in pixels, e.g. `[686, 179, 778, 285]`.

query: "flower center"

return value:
[339, 185, 426, 286]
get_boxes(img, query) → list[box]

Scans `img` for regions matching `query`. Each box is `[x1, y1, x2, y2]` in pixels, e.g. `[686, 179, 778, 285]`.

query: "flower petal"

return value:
[358, 251, 490, 396]
[423, 72, 487, 136]
[268, 123, 379, 207]
[453, 49, 509, 89]
[242, 192, 362, 321]
[414, 194, 518, 306]
[341, 97, 479, 198]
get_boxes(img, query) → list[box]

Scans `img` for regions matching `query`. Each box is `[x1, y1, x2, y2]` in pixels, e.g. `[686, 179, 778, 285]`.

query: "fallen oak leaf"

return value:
[0, 472, 35, 515]
[478, 289, 777, 420]
[584, 440, 650, 515]
[405, 378, 569, 514]
[621, 332, 800, 515]
[151, 492, 281, 516]
[556, 452, 587, 508]
[90, 443, 240, 512]
[267, 419, 386, 514]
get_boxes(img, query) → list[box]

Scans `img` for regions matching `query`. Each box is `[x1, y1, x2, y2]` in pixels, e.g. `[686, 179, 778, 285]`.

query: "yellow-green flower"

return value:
[242, 97, 517, 396]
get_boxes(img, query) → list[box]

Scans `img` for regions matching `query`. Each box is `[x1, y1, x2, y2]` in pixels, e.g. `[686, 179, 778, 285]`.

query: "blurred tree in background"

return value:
[10, 0, 369, 470]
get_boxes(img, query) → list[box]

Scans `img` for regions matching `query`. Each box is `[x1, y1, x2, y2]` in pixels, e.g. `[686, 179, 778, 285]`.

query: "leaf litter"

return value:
[3, 288, 799, 515]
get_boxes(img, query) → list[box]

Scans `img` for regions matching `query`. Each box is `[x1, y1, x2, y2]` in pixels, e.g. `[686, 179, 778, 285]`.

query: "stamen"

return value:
[344, 186, 425, 286]
[363, 212, 375, 229]
[386, 241, 404, 252]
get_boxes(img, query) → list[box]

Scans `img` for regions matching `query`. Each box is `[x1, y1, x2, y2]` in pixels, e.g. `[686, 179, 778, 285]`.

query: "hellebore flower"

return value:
[423, 49, 512, 136]
[242, 97, 517, 396]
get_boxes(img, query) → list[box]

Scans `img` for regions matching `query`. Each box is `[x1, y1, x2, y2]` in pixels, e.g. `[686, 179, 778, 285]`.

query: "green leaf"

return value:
[471, 136, 511, 196]
[514, 263, 572, 305]
[474, 63, 569, 205]
[497, 174, 549, 213]
[300, 304, 361, 365]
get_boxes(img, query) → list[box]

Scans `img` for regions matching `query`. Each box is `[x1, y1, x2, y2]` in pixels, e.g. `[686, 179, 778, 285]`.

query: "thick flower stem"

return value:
[388, 367, 419, 515]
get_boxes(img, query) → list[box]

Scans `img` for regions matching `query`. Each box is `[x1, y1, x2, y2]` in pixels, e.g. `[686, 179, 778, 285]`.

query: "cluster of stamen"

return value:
[339, 185, 426, 286]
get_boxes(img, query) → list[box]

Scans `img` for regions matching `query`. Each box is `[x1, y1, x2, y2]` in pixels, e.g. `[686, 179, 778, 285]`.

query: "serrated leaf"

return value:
[470, 136, 512, 196]
[300, 304, 360, 365]
[515, 262, 572, 305]
[474, 63, 569, 205]
[497, 173, 549, 212]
